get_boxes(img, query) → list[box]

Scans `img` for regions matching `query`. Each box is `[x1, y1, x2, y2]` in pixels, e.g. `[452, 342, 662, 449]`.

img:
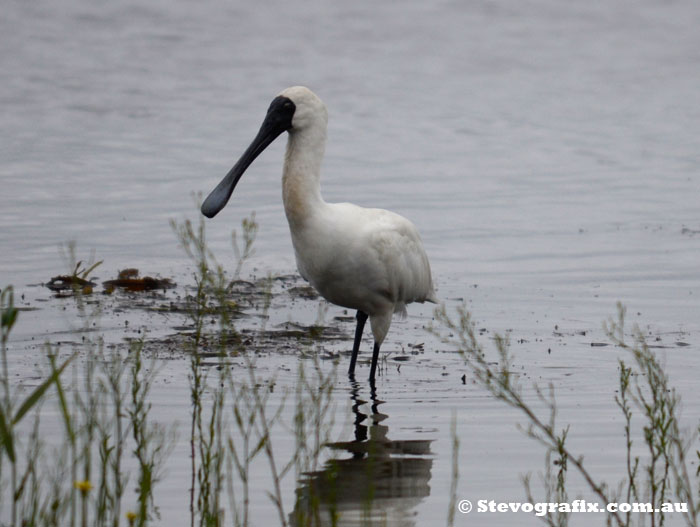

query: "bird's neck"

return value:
[282, 125, 327, 228]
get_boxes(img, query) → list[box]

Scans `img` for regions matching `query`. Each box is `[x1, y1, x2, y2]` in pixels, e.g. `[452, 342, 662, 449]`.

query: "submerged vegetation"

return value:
[1, 209, 699, 526]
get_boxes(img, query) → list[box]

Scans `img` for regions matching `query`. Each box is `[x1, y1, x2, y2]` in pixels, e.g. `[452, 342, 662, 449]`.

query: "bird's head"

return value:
[278, 86, 328, 132]
[200, 86, 325, 218]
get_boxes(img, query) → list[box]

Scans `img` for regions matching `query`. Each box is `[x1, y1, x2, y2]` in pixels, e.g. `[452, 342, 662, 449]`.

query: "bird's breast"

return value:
[289, 212, 398, 315]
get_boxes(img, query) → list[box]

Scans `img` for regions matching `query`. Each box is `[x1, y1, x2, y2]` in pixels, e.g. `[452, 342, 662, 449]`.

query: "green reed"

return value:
[1, 243, 174, 527]
[432, 302, 699, 527]
[172, 204, 341, 527]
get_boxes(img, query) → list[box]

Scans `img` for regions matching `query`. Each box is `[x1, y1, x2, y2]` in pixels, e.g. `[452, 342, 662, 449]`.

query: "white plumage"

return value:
[202, 86, 436, 382]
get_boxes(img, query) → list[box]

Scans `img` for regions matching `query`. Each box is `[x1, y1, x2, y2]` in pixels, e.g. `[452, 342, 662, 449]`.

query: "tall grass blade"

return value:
[0, 405, 15, 461]
[12, 353, 75, 425]
[49, 352, 74, 441]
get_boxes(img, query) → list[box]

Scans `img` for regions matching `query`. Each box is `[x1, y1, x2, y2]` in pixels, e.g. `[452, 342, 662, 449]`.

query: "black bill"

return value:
[201, 95, 296, 218]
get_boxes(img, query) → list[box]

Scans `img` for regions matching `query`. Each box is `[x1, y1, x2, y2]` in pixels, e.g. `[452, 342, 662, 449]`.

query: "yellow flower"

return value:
[126, 511, 138, 525]
[73, 480, 93, 494]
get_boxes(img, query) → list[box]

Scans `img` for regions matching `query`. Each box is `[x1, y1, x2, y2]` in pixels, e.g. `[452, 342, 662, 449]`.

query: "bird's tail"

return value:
[394, 302, 408, 319]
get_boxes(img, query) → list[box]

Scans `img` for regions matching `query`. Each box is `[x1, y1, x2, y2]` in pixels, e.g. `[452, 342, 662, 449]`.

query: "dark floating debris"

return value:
[117, 268, 139, 279]
[103, 269, 176, 293]
[45, 260, 102, 295]
[46, 275, 96, 293]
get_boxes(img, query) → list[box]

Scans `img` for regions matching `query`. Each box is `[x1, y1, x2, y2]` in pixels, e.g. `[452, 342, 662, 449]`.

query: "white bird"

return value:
[202, 86, 437, 382]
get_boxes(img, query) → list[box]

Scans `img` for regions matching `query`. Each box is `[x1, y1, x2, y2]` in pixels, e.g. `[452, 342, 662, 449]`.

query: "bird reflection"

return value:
[290, 378, 433, 526]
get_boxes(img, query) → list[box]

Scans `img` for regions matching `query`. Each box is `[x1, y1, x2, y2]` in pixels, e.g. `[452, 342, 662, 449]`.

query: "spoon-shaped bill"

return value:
[201, 96, 295, 218]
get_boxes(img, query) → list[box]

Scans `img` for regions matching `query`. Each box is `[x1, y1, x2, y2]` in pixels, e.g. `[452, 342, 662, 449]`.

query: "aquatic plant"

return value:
[0, 202, 345, 527]
[5, 208, 699, 527]
[1, 286, 75, 526]
[1, 243, 173, 527]
[172, 206, 340, 527]
[432, 302, 699, 527]
[18, 202, 699, 527]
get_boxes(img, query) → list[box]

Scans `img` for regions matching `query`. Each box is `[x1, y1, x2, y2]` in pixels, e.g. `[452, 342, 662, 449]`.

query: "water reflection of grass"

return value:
[2, 207, 699, 526]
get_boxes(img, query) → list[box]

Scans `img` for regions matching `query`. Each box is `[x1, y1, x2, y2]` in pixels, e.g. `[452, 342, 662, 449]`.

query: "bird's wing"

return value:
[363, 209, 436, 309]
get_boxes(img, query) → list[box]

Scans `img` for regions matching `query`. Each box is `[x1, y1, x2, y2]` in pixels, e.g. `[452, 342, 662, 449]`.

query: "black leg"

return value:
[348, 310, 368, 376]
[369, 342, 380, 382]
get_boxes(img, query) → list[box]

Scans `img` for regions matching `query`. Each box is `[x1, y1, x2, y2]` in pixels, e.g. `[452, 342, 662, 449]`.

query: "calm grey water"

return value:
[2, 0, 700, 525]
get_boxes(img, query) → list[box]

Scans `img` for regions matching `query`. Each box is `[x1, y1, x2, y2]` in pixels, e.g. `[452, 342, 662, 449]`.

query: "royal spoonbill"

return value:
[201, 86, 437, 382]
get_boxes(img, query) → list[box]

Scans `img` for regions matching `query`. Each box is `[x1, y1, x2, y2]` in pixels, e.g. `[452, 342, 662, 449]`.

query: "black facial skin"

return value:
[201, 96, 296, 218]
[264, 96, 296, 134]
